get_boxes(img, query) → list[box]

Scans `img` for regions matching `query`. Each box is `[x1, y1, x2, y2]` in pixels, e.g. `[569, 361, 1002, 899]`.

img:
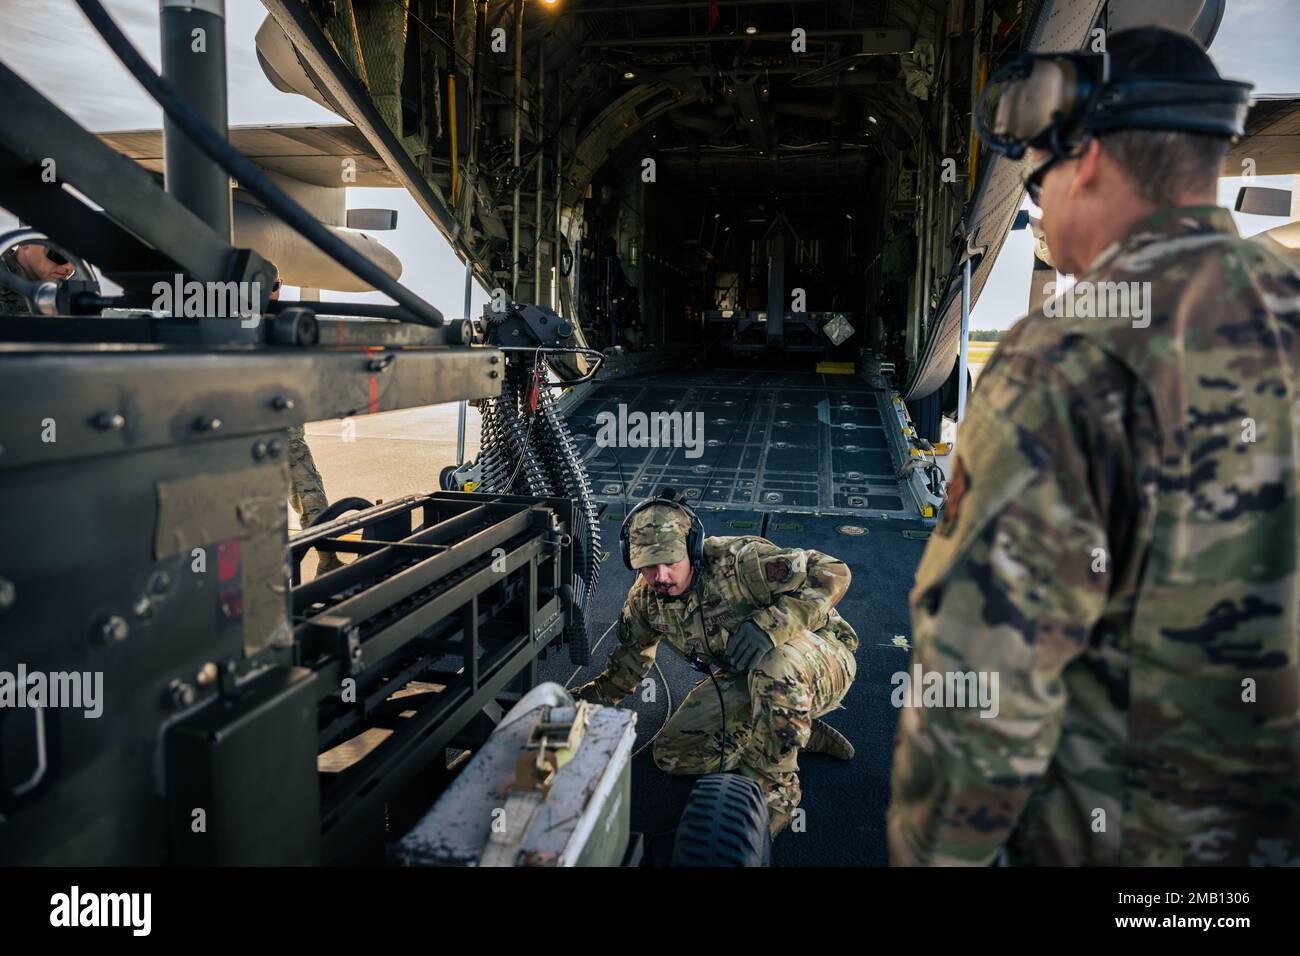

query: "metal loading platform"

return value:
[289, 492, 580, 862]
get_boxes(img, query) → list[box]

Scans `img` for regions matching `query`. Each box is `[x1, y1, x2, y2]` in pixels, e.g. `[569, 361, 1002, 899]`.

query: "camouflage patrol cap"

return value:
[626, 502, 692, 569]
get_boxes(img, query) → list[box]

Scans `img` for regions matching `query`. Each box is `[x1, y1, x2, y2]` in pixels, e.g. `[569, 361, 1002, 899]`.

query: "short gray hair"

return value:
[1097, 129, 1229, 206]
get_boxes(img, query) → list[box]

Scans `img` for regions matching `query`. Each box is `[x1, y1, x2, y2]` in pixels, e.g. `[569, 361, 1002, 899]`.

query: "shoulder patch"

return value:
[937, 456, 969, 537]
[764, 558, 793, 584]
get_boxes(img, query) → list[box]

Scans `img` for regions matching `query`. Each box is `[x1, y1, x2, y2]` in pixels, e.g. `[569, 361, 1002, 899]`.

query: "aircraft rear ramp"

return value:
[567, 369, 918, 519]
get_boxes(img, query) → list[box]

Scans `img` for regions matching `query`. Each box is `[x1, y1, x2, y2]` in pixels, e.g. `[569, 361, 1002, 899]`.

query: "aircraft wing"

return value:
[97, 123, 402, 291]
[1224, 95, 1300, 178]
[98, 122, 399, 188]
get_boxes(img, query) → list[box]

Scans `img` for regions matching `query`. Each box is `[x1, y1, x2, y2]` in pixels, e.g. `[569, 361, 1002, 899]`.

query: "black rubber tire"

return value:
[439, 465, 459, 491]
[671, 773, 772, 867]
[906, 387, 943, 444]
[939, 361, 973, 423]
[305, 496, 375, 528]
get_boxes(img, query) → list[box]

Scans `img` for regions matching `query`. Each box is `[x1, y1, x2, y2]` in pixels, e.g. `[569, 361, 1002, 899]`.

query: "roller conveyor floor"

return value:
[564, 368, 919, 518]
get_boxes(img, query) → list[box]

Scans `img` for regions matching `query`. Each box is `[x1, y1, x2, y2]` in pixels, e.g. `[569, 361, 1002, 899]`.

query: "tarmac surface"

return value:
[288, 402, 479, 536]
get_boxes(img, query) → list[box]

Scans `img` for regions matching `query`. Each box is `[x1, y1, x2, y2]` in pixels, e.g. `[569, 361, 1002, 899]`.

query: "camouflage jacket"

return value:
[889, 205, 1300, 866]
[583, 535, 857, 704]
[0, 251, 31, 317]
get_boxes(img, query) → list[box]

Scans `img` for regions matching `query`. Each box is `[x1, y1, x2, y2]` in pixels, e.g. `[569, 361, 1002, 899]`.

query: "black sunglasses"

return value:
[45, 248, 70, 265]
[1024, 153, 1062, 207]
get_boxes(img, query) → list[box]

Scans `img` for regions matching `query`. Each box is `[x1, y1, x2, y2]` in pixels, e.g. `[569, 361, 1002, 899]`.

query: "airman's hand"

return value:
[726, 620, 775, 671]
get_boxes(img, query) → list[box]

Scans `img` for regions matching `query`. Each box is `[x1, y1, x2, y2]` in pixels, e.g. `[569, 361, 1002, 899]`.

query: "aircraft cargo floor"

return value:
[536, 369, 931, 865]
[563, 368, 919, 518]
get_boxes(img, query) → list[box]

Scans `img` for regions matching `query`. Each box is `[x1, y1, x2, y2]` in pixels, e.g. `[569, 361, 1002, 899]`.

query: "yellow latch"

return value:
[513, 701, 592, 792]
[922, 505, 934, 518]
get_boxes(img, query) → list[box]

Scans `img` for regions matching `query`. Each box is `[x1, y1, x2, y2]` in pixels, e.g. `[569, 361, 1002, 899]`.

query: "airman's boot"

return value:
[805, 718, 854, 760]
[317, 551, 345, 575]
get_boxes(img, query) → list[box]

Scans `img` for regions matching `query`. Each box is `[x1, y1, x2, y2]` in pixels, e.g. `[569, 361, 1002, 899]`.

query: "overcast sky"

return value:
[1, 0, 1297, 330]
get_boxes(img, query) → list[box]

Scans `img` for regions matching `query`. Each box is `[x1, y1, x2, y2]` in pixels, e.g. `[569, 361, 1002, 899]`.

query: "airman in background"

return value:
[0, 241, 75, 316]
[273, 278, 344, 574]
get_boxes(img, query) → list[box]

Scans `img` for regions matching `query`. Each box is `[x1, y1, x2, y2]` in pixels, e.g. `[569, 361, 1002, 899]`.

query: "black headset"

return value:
[619, 490, 705, 571]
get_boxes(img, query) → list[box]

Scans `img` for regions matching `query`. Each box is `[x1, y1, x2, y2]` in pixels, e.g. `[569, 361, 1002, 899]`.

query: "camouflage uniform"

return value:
[287, 424, 329, 525]
[0, 250, 32, 316]
[889, 205, 1300, 866]
[576, 505, 859, 834]
[287, 424, 342, 573]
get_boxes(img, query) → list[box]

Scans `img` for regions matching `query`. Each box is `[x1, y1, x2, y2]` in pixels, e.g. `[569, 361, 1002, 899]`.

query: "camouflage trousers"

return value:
[287, 425, 329, 526]
[652, 627, 857, 837]
[287, 425, 342, 573]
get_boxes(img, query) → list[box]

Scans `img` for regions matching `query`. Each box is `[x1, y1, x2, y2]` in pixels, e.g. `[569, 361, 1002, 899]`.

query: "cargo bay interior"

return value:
[393, 0, 1018, 864]
[258, 0, 1039, 864]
